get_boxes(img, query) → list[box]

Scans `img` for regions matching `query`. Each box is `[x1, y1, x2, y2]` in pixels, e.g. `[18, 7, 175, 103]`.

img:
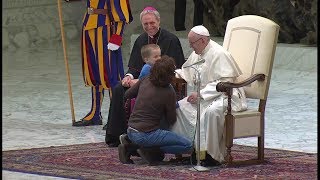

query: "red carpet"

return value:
[2, 142, 317, 179]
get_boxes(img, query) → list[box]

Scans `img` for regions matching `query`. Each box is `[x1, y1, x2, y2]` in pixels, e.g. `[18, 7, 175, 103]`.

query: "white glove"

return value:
[108, 34, 122, 51]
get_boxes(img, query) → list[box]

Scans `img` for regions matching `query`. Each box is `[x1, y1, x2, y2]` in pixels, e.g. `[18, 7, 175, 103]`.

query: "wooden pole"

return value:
[57, 0, 76, 124]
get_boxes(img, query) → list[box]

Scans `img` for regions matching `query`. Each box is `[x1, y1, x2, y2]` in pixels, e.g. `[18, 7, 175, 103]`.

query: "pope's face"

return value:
[188, 32, 205, 55]
[141, 13, 160, 36]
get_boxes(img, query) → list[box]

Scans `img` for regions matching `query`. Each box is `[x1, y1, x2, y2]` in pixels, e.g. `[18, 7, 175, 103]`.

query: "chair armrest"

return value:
[216, 74, 265, 92]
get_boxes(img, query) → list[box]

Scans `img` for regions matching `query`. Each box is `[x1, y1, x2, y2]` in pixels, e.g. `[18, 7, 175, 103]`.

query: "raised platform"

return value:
[3, 33, 317, 154]
[2, 0, 317, 179]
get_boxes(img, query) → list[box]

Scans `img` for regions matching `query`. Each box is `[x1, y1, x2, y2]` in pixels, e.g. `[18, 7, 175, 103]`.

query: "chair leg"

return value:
[258, 136, 264, 161]
[225, 146, 233, 166]
[224, 114, 234, 166]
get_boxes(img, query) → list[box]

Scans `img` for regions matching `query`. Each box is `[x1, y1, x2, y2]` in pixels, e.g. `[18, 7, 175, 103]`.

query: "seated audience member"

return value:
[171, 25, 247, 165]
[103, 6, 185, 147]
[118, 56, 193, 165]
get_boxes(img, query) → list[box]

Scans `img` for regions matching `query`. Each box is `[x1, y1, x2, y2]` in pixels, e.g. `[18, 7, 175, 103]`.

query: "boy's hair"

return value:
[140, 44, 161, 61]
[150, 55, 176, 87]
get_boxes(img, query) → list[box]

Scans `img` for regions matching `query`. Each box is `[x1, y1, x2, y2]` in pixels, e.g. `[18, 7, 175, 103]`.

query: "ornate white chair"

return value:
[216, 15, 280, 166]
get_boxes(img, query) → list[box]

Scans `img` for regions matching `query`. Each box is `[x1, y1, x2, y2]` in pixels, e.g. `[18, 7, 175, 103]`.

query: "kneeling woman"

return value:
[124, 55, 193, 164]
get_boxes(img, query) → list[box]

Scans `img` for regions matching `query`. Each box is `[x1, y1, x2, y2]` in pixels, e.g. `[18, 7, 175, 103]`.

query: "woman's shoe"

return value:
[118, 144, 134, 164]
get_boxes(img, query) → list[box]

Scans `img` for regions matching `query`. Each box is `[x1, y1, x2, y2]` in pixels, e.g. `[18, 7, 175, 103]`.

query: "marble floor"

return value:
[2, 38, 317, 179]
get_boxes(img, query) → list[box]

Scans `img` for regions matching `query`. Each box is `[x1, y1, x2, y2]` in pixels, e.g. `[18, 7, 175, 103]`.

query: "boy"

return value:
[127, 44, 161, 87]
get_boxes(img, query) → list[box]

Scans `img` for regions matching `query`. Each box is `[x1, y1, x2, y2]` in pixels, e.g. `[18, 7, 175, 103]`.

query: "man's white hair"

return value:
[140, 8, 160, 22]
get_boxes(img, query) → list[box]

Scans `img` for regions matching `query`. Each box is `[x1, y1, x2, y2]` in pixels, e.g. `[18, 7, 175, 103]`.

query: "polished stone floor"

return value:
[2, 37, 317, 179]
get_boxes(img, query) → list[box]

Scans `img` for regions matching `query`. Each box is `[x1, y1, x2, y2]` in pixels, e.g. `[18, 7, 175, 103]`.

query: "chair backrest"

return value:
[222, 15, 280, 100]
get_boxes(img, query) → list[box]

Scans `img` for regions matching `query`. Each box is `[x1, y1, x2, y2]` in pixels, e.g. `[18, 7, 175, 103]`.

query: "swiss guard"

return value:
[73, 0, 133, 126]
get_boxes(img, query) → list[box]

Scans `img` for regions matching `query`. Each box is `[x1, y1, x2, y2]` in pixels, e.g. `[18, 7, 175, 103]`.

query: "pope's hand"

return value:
[187, 92, 198, 104]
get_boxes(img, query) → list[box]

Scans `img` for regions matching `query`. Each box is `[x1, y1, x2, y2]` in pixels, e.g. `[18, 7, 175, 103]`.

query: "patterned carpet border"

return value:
[2, 142, 317, 180]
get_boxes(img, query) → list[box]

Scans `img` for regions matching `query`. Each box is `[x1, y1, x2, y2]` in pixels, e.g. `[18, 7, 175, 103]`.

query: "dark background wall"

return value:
[2, 0, 317, 56]
[202, 0, 317, 45]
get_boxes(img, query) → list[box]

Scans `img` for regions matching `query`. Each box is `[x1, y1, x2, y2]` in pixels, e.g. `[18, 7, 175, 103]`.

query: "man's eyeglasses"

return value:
[189, 38, 203, 46]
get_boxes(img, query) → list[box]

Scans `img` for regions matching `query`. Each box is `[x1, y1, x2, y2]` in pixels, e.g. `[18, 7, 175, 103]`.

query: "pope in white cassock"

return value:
[171, 25, 247, 163]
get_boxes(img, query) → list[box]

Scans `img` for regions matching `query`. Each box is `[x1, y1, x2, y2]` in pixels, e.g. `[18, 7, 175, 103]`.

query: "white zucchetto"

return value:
[191, 25, 210, 36]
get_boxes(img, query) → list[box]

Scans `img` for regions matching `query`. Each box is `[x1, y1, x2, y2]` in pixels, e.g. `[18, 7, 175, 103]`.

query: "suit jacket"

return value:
[127, 28, 186, 78]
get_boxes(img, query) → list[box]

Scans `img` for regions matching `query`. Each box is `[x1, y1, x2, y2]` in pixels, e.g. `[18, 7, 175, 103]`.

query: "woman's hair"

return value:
[141, 44, 160, 62]
[149, 55, 176, 87]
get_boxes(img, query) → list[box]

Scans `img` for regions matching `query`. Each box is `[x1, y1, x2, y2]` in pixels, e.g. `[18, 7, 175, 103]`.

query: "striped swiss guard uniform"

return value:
[74, 0, 133, 126]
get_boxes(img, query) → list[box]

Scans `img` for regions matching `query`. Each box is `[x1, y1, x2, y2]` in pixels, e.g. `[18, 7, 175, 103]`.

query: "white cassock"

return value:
[171, 40, 247, 163]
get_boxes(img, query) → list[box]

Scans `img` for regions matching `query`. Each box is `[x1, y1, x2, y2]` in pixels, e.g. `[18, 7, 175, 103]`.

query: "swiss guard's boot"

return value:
[73, 85, 104, 126]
